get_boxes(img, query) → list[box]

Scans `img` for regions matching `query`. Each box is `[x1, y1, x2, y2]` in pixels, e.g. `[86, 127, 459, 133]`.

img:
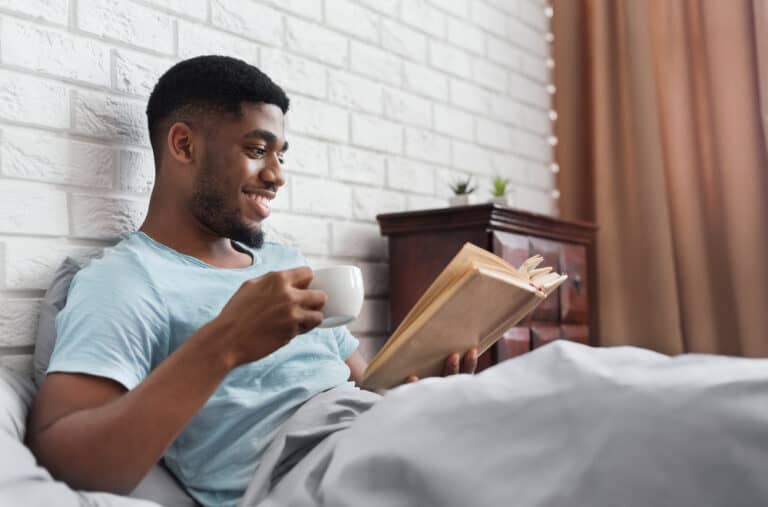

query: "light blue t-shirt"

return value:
[48, 232, 359, 507]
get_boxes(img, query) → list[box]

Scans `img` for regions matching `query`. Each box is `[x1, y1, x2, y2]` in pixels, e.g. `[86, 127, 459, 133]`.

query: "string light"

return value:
[546, 1, 559, 197]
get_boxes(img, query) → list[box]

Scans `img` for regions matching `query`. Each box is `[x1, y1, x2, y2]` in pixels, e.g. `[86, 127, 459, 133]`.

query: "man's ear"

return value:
[166, 122, 195, 163]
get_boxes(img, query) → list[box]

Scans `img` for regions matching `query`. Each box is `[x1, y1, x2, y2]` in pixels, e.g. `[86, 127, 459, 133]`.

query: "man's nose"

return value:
[260, 154, 285, 188]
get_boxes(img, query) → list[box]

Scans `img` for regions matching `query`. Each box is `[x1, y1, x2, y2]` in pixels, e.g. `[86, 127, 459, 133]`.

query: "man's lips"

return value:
[241, 188, 275, 219]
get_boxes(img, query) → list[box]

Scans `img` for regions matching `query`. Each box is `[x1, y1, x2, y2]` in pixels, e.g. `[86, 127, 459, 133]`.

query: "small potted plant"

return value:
[490, 175, 511, 206]
[449, 176, 477, 206]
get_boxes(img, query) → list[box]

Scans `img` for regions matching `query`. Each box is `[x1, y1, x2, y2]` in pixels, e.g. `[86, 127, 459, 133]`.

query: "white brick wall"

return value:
[0, 0, 555, 370]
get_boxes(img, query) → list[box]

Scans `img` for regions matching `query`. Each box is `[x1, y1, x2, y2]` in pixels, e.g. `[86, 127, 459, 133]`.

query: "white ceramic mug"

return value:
[309, 265, 364, 328]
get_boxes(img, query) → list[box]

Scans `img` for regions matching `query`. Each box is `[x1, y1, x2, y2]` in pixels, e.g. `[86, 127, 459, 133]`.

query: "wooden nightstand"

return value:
[377, 204, 598, 370]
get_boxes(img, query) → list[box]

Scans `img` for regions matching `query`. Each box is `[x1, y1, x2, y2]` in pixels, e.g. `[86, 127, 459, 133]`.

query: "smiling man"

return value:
[26, 56, 476, 507]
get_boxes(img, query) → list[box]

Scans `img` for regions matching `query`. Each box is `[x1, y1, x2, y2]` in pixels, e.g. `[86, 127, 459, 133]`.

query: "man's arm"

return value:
[28, 268, 325, 495]
[28, 321, 233, 494]
[345, 350, 368, 385]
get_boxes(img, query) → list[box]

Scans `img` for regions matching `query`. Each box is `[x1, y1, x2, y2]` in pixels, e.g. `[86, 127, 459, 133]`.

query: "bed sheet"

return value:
[240, 341, 768, 507]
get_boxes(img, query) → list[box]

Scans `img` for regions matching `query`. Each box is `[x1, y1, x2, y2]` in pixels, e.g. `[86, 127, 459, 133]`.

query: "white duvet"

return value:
[240, 341, 768, 507]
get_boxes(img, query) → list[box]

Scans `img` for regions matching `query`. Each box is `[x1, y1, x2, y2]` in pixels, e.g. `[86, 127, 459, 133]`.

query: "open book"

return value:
[360, 242, 568, 390]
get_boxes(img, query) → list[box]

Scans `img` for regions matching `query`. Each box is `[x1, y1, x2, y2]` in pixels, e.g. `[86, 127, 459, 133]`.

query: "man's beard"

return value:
[190, 170, 264, 249]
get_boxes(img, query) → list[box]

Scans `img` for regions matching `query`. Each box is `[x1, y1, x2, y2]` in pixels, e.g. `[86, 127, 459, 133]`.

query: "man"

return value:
[26, 55, 476, 506]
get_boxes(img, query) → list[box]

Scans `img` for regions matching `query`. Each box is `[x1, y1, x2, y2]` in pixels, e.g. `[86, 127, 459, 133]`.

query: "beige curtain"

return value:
[554, 0, 768, 356]
[756, 0, 768, 151]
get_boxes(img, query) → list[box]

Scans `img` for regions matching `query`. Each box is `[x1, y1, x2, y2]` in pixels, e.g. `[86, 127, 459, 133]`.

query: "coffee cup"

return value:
[309, 265, 364, 328]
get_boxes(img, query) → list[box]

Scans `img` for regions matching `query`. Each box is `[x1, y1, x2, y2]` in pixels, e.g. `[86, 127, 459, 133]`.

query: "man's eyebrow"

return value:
[244, 129, 289, 151]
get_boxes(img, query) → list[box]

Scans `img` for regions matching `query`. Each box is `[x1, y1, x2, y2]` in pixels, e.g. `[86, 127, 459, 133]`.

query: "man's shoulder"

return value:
[70, 234, 155, 291]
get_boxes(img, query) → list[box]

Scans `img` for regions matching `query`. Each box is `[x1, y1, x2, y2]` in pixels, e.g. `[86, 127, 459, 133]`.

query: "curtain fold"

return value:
[554, 0, 768, 355]
[755, 0, 768, 151]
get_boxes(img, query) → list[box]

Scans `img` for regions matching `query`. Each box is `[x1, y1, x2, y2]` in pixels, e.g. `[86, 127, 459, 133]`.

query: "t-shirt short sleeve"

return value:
[331, 326, 359, 360]
[47, 256, 168, 390]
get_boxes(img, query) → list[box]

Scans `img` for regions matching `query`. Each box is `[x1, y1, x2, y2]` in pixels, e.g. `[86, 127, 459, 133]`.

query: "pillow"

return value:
[0, 367, 160, 506]
[0, 363, 35, 440]
[33, 256, 83, 387]
[31, 257, 200, 507]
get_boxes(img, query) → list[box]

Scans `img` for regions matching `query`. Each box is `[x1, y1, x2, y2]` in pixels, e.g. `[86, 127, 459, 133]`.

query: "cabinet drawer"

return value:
[560, 243, 588, 323]
[492, 231, 530, 269]
[476, 348, 495, 372]
[529, 238, 561, 322]
[496, 327, 531, 361]
[561, 324, 590, 346]
[531, 324, 561, 349]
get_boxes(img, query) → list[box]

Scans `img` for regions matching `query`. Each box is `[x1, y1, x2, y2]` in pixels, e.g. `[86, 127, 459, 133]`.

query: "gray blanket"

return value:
[239, 341, 768, 507]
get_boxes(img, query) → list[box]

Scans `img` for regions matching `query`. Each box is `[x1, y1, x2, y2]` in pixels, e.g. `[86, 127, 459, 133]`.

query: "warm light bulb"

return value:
[545, 33, 554, 43]
[551, 189, 561, 199]
[547, 135, 558, 146]
[549, 110, 558, 121]
[545, 6, 554, 18]
[550, 163, 560, 173]
[546, 58, 555, 69]
[547, 84, 556, 94]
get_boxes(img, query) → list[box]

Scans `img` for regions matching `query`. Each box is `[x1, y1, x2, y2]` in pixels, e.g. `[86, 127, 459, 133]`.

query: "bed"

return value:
[4, 259, 768, 507]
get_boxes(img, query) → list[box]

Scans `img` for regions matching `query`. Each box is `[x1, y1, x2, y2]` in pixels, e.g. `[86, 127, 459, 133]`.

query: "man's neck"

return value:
[139, 196, 252, 269]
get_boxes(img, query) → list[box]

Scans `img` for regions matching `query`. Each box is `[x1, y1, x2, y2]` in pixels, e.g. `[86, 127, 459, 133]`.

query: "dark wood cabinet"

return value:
[377, 204, 598, 370]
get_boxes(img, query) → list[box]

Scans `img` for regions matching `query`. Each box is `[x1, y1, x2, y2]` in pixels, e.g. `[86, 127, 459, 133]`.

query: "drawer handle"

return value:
[571, 274, 583, 292]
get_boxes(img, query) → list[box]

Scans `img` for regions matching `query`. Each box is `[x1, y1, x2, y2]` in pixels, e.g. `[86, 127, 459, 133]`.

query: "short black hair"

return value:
[146, 55, 289, 164]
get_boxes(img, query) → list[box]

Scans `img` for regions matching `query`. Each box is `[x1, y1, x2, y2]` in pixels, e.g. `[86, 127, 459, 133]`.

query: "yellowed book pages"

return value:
[361, 242, 567, 390]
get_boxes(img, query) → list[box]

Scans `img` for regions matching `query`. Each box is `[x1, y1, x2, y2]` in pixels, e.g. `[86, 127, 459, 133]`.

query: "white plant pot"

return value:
[490, 195, 512, 206]
[449, 194, 478, 207]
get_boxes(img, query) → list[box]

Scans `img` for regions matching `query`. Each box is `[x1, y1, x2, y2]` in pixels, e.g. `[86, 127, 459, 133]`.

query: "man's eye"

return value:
[277, 153, 286, 164]
[248, 147, 267, 157]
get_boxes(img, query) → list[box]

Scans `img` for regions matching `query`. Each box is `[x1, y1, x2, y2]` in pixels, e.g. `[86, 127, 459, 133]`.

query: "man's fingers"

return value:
[461, 348, 478, 374]
[283, 266, 314, 289]
[406, 375, 419, 383]
[295, 288, 327, 311]
[297, 309, 324, 334]
[444, 353, 461, 376]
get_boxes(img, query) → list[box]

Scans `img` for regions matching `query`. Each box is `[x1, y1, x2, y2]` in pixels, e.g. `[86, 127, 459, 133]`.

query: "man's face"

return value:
[190, 102, 287, 248]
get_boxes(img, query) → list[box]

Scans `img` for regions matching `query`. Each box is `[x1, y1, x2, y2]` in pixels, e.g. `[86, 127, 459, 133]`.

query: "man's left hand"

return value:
[406, 347, 479, 383]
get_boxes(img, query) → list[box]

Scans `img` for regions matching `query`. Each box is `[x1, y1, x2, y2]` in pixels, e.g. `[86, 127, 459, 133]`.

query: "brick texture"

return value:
[2, 18, 110, 86]
[0, 0, 68, 25]
[0, 300, 41, 347]
[0, 0, 555, 370]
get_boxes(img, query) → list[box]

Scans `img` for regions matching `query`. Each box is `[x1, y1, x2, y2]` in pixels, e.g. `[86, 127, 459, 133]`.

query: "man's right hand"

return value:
[215, 267, 327, 367]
